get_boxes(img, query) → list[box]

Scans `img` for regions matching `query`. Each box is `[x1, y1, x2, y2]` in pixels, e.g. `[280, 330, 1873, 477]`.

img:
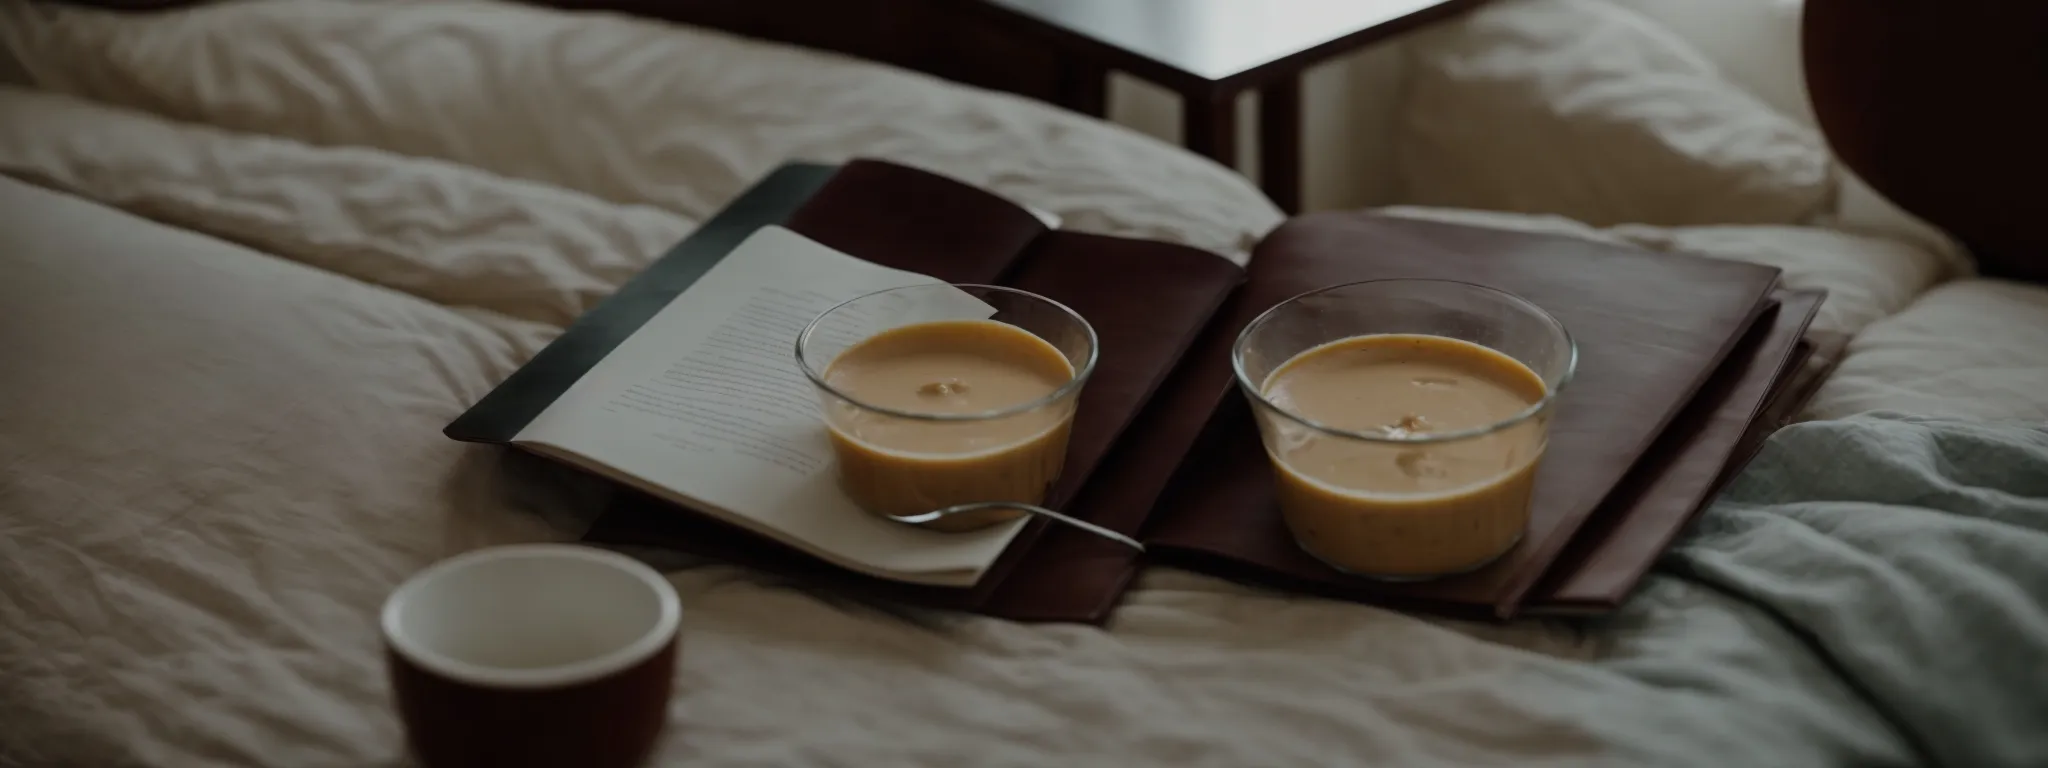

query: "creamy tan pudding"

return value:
[822, 319, 1076, 532]
[1261, 333, 1548, 577]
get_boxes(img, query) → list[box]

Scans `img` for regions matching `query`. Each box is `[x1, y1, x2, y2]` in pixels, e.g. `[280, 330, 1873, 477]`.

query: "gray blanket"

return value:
[1556, 413, 2048, 767]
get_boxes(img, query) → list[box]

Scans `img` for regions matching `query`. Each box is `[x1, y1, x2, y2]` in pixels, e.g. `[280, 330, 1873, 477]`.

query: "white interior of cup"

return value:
[381, 544, 681, 688]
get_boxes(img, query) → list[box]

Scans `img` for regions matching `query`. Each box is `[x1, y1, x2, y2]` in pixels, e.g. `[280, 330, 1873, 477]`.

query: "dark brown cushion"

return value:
[1803, 0, 2048, 284]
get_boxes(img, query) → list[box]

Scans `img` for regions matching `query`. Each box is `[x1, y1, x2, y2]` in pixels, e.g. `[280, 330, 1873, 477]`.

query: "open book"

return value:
[448, 159, 1822, 623]
[507, 226, 1025, 587]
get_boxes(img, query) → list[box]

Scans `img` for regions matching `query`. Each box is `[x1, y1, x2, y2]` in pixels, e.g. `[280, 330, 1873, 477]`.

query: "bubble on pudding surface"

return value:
[1412, 375, 1460, 389]
[917, 378, 970, 398]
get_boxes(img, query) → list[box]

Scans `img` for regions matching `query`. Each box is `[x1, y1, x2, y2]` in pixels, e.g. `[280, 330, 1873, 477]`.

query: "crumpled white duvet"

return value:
[1, 1, 2043, 767]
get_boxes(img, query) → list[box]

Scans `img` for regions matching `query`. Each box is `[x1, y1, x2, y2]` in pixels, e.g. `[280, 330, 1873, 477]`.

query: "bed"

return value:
[3, 1, 2044, 766]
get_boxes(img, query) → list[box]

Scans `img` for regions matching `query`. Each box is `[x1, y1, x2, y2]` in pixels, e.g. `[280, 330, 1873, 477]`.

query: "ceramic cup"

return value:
[380, 544, 681, 768]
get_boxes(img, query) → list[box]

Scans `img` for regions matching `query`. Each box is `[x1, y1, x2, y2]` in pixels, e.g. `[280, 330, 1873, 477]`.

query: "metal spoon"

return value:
[886, 502, 1146, 553]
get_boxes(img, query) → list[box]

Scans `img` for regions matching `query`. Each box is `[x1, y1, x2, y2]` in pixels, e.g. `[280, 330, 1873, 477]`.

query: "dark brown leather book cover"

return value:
[483, 164, 1808, 624]
[1713, 327, 1849, 504]
[575, 159, 1244, 623]
[1140, 212, 1784, 619]
[1523, 289, 1824, 613]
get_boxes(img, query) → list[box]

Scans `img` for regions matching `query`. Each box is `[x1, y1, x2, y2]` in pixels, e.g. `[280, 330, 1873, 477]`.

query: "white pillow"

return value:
[1393, 0, 1833, 228]
[1600, 0, 1814, 127]
[1597, 0, 1970, 271]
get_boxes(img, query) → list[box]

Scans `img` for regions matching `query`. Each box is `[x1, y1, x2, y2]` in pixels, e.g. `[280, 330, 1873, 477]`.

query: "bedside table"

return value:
[975, 0, 1486, 212]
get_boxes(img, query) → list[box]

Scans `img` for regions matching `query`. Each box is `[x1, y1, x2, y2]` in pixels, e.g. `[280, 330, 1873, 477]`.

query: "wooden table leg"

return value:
[1258, 76, 1303, 213]
[1055, 62, 1108, 118]
[1182, 89, 1239, 168]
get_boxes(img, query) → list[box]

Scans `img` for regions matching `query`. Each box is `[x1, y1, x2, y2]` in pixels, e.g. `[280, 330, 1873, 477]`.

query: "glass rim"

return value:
[1229, 278, 1578, 445]
[795, 283, 1100, 422]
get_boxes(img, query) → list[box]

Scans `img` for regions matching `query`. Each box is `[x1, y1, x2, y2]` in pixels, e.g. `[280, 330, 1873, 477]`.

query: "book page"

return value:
[515, 226, 1026, 584]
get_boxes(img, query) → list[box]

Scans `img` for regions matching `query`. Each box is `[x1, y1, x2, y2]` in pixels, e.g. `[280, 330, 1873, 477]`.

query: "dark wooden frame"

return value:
[528, 0, 1117, 112]
[973, 0, 1491, 213]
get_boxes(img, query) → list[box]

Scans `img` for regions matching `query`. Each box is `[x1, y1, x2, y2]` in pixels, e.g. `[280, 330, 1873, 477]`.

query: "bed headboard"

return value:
[48, 0, 1076, 108]
[1803, 0, 2048, 283]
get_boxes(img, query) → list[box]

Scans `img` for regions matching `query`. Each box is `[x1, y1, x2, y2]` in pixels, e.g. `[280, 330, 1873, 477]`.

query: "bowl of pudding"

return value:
[796, 284, 1097, 532]
[1232, 279, 1576, 580]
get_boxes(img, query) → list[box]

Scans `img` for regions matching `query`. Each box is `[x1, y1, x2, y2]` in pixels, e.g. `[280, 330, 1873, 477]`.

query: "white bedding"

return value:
[2, 1, 2044, 767]
[1807, 279, 2048, 423]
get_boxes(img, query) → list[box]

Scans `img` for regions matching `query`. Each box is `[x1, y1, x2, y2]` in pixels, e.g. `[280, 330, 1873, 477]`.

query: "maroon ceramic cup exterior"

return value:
[386, 636, 677, 768]
[380, 545, 682, 768]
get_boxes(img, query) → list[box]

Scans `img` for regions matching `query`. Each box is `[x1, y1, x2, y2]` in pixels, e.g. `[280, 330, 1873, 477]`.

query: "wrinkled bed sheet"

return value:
[3, 1, 2046, 766]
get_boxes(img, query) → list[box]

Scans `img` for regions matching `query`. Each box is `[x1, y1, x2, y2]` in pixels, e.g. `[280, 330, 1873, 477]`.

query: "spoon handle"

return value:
[1021, 505, 1147, 553]
[907, 503, 1146, 553]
